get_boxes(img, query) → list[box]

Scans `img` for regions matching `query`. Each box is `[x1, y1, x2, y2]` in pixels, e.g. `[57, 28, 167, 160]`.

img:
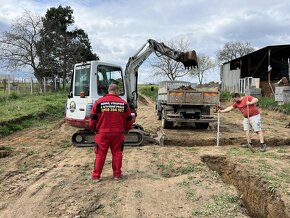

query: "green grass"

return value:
[192, 193, 239, 217]
[0, 91, 67, 137]
[134, 190, 143, 198]
[18, 163, 29, 173]
[255, 161, 290, 190]
[258, 96, 278, 108]
[259, 96, 290, 114]
[226, 147, 279, 159]
[156, 161, 204, 178]
[138, 84, 158, 101]
[0, 146, 14, 151]
[220, 91, 232, 101]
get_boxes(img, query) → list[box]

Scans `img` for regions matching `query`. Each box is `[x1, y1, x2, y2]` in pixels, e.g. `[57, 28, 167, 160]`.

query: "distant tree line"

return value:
[0, 6, 98, 88]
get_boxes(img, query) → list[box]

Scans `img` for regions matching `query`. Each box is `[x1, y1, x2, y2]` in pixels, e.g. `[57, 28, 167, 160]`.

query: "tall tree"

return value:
[37, 5, 98, 87]
[149, 38, 192, 81]
[189, 54, 216, 85]
[216, 41, 255, 64]
[0, 10, 42, 81]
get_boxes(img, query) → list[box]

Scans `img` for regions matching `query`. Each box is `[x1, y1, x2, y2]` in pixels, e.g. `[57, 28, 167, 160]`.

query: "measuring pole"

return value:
[246, 96, 255, 153]
[216, 102, 220, 146]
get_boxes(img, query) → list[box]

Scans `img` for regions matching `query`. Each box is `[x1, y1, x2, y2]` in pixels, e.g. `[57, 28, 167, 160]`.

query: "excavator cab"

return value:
[65, 61, 126, 129]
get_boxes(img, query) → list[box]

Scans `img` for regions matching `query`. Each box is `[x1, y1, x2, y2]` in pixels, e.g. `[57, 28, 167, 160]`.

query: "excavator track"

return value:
[71, 128, 164, 147]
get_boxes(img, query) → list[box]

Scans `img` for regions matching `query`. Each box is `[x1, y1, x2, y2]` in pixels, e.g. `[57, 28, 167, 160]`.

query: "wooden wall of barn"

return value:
[221, 63, 240, 93]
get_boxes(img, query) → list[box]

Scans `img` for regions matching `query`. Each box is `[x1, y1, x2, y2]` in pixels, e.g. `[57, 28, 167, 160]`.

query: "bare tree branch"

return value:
[0, 10, 42, 77]
[149, 38, 192, 81]
[190, 54, 216, 85]
[216, 41, 255, 64]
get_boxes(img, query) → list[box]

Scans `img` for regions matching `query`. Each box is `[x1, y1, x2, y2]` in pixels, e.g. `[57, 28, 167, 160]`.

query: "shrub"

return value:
[138, 84, 158, 101]
[220, 92, 232, 101]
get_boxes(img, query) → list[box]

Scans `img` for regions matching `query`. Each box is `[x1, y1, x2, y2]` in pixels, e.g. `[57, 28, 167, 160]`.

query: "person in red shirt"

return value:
[89, 84, 133, 182]
[219, 93, 266, 152]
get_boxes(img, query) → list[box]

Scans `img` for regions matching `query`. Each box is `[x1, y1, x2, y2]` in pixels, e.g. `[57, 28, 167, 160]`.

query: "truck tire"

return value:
[161, 111, 173, 129]
[195, 123, 209, 129]
[155, 104, 161, 120]
[157, 114, 162, 120]
[162, 118, 173, 129]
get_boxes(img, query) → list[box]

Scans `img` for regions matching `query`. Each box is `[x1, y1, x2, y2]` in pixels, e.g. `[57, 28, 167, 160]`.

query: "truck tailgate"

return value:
[167, 90, 219, 105]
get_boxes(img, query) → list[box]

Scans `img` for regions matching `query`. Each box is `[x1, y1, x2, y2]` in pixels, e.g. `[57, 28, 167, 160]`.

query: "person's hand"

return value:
[214, 104, 221, 113]
[246, 101, 251, 105]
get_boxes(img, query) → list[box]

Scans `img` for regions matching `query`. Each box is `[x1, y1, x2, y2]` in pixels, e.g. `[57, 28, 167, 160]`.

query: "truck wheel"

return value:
[195, 123, 209, 129]
[157, 114, 161, 120]
[156, 105, 161, 120]
[161, 110, 173, 129]
[157, 111, 162, 120]
[162, 118, 173, 129]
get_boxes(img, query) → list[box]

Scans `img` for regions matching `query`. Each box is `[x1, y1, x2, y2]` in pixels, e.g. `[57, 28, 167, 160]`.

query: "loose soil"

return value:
[0, 96, 289, 218]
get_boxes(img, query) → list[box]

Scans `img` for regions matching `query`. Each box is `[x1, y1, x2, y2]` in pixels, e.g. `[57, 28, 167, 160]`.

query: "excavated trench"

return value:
[0, 150, 11, 158]
[164, 137, 290, 147]
[201, 155, 289, 218]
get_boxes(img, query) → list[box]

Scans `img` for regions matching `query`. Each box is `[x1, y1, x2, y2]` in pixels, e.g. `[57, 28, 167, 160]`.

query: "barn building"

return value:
[221, 44, 290, 97]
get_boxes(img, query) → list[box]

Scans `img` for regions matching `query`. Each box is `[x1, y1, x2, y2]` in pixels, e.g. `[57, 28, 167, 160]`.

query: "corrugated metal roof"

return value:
[222, 44, 290, 65]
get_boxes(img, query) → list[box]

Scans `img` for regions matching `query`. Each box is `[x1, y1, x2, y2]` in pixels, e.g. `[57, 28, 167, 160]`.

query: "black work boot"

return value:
[260, 143, 266, 152]
[240, 142, 252, 148]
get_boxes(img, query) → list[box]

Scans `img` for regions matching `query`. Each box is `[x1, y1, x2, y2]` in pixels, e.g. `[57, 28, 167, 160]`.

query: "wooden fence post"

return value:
[31, 78, 33, 94]
[54, 76, 57, 91]
[8, 75, 11, 95]
[43, 77, 46, 93]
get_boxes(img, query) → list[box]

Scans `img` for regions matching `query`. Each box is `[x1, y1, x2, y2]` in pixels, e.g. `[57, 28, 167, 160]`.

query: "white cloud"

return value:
[1, 0, 290, 83]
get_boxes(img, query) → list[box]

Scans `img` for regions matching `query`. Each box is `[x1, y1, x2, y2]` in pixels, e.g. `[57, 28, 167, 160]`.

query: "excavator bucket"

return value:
[181, 50, 198, 69]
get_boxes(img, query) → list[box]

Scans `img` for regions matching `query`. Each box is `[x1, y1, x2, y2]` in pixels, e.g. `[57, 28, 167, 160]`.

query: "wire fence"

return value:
[0, 75, 62, 96]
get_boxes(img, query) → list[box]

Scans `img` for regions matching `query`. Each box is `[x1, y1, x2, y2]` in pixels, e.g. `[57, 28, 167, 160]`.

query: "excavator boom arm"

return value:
[124, 39, 198, 110]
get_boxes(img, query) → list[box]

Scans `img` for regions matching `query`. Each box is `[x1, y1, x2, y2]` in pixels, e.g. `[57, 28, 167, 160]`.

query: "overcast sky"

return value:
[1, 0, 290, 83]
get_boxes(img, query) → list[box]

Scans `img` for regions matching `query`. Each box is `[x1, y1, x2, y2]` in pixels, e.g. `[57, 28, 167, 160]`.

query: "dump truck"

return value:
[155, 81, 219, 129]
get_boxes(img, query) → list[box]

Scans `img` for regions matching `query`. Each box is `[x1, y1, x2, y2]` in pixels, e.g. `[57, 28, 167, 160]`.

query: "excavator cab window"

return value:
[97, 65, 124, 96]
[74, 64, 90, 97]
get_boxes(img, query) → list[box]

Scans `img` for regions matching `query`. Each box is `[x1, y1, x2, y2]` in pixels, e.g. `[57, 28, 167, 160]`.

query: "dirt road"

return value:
[0, 97, 289, 217]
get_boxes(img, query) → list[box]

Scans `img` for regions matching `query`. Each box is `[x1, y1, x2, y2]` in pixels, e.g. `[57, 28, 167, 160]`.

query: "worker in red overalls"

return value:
[89, 84, 133, 182]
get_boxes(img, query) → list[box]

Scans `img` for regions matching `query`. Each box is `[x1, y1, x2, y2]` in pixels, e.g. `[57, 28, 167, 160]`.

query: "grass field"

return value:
[138, 84, 158, 101]
[0, 91, 67, 137]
